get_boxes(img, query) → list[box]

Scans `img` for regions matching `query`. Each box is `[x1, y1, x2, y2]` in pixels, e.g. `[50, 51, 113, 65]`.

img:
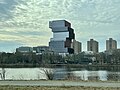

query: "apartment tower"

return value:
[106, 38, 117, 50]
[72, 39, 82, 54]
[87, 39, 99, 53]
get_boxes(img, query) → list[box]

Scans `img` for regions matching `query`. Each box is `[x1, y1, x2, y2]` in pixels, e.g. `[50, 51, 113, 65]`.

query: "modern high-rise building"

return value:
[49, 20, 75, 54]
[106, 38, 117, 50]
[87, 39, 99, 53]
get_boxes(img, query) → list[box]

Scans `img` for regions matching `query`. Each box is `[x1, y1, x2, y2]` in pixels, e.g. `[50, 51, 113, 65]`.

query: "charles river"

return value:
[0, 67, 120, 81]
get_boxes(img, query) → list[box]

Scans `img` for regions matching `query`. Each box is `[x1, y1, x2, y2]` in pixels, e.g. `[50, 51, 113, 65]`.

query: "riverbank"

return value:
[0, 81, 120, 87]
[0, 64, 120, 71]
[0, 86, 119, 90]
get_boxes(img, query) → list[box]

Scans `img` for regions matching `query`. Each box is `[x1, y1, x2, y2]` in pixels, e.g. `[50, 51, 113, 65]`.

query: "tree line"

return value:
[0, 49, 120, 65]
[0, 52, 64, 65]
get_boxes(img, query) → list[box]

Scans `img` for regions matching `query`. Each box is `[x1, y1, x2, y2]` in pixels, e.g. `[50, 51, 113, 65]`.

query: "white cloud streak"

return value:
[0, 0, 120, 51]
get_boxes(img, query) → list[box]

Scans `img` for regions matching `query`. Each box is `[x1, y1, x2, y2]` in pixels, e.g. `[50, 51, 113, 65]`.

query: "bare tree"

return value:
[0, 73, 2, 80]
[0, 68, 5, 80]
[2, 68, 5, 80]
[39, 68, 54, 80]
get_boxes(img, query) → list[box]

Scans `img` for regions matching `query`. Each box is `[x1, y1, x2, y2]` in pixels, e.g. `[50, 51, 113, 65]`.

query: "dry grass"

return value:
[0, 86, 119, 90]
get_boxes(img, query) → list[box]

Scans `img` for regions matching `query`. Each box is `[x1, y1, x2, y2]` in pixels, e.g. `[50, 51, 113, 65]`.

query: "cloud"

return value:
[0, 0, 120, 52]
[0, 0, 5, 4]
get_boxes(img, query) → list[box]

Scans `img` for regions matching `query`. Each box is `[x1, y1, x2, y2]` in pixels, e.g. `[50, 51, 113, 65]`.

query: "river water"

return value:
[0, 68, 120, 81]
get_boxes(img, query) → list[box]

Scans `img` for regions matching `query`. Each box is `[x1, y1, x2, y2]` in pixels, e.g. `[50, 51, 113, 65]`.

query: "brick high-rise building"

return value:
[87, 39, 99, 53]
[106, 38, 117, 50]
[72, 39, 82, 54]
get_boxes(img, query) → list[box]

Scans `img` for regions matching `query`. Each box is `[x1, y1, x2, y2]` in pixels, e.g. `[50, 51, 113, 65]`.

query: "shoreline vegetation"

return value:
[0, 64, 120, 71]
[0, 86, 119, 90]
[0, 64, 120, 67]
[0, 80, 120, 82]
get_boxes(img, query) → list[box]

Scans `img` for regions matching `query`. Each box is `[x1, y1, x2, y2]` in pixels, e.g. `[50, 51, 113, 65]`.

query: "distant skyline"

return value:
[0, 0, 120, 52]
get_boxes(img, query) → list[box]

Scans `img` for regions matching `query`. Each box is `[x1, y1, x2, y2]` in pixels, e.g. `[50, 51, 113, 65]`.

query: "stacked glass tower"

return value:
[49, 20, 75, 54]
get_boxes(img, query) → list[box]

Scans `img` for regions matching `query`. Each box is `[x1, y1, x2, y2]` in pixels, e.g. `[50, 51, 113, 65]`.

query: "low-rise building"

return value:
[33, 46, 53, 54]
[79, 51, 96, 64]
[16, 46, 33, 53]
[104, 49, 120, 64]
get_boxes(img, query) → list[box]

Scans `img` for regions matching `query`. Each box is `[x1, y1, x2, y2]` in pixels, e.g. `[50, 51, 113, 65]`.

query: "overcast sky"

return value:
[0, 0, 120, 52]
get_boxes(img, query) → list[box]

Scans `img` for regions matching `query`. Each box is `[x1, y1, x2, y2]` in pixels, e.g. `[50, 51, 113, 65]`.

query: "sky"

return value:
[0, 0, 120, 52]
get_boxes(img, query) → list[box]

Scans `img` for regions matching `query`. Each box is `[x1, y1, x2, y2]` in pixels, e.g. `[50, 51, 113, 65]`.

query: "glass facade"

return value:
[49, 20, 75, 54]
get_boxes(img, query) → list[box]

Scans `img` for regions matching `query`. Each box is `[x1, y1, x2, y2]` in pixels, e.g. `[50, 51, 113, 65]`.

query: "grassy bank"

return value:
[0, 86, 119, 90]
